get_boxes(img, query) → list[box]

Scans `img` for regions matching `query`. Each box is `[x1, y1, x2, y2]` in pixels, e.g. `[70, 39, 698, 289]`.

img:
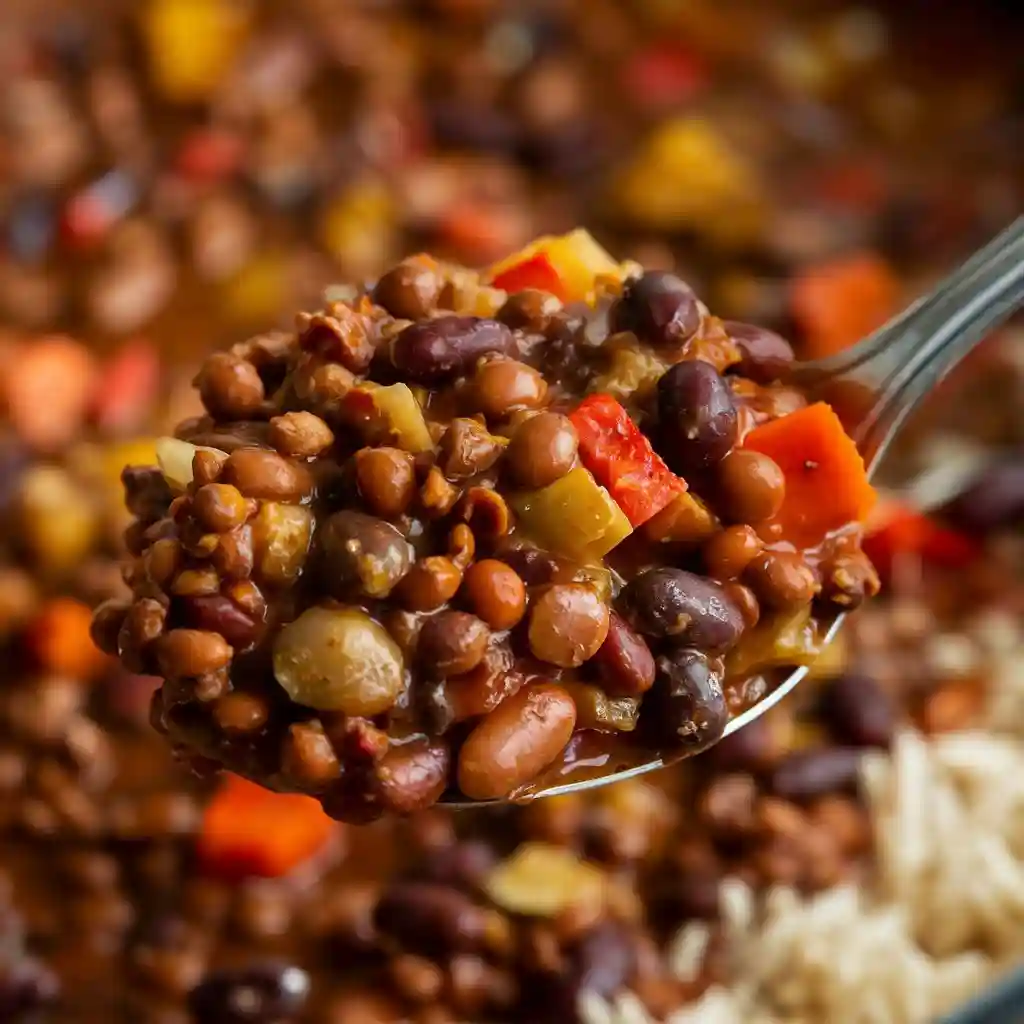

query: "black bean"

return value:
[610, 271, 701, 349]
[391, 316, 515, 383]
[619, 568, 744, 650]
[644, 648, 728, 750]
[188, 962, 310, 1024]
[939, 452, 1024, 534]
[657, 360, 738, 474]
[724, 321, 795, 384]
[318, 511, 414, 600]
[412, 840, 498, 893]
[822, 672, 895, 748]
[768, 747, 862, 801]
[704, 714, 777, 774]
[0, 957, 60, 1018]
[373, 883, 492, 955]
[529, 921, 635, 1023]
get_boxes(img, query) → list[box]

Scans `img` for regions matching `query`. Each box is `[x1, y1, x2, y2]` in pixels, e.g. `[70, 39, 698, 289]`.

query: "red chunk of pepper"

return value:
[490, 252, 568, 302]
[197, 774, 338, 881]
[863, 501, 980, 585]
[569, 393, 686, 527]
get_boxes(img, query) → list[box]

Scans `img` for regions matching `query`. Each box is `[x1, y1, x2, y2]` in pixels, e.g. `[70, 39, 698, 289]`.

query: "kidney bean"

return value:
[391, 316, 515, 383]
[417, 611, 490, 677]
[619, 568, 744, 650]
[610, 271, 701, 349]
[645, 648, 728, 750]
[372, 740, 451, 816]
[705, 714, 780, 774]
[188, 962, 310, 1024]
[821, 672, 895, 748]
[457, 683, 577, 800]
[373, 882, 493, 955]
[222, 448, 313, 503]
[181, 594, 263, 651]
[657, 359, 738, 474]
[319, 511, 414, 600]
[768, 747, 862, 801]
[724, 321, 795, 383]
[939, 452, 1024, 533]
[528, 584, 610, 668]
[592, 612, 656, 696]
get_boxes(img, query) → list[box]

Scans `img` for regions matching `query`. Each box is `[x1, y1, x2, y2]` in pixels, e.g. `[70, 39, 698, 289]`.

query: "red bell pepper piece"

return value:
[91, 339, 161, 434]
[197, 774, 338, 881]
[863, 501, 980, 583]
[490, 252, 567, 302]
[623, 42, 707, 110]
[569, 393, 686, 527]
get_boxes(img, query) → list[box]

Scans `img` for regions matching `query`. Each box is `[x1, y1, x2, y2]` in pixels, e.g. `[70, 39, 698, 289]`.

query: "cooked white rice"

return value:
[582, 617, 1024, 1024]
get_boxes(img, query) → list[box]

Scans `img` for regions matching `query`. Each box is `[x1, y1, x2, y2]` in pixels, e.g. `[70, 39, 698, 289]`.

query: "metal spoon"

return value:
[443, 216, 1024, 806]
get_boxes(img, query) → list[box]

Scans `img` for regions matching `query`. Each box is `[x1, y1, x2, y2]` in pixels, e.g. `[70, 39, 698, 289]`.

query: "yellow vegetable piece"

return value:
[725, 606, 821, 679]
[511, 467, 633, 560]
[321, 178, 397, 280]
[484, 843, 608, 917]
[142, 0, 250, 103]
[156, 437, 227, 491]
[486, 228, 620, 304]
[612, 118, 766, 248]
[222, 251, 288, 326]
[369, 383, 434, 454]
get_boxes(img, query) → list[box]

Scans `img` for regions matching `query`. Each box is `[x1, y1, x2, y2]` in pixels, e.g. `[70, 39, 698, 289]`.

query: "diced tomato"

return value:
[197, 774, 338, 881]
[623, 42, 707, 109]
[175, 128, 245, 183]
[569, 393, 686, 527]
[490, 253, 567, 301]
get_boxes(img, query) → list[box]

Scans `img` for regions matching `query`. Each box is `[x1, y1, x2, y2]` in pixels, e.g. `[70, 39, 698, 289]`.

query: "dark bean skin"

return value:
[373, 883, 493, 955]
[181, 594, 263, 650]
[768, 747, 862, 801]
[610, 271, 701, 349]
[657, 360, 738, 474]
[619, 568, 744, 651]
[413, 840, 498, 893]
[188, 962, 310, 1024]
[724, 321, 795, 383]
[319, 511, 414, 600]
[822, 672, 895, 748]
[644, 648, 728, 750]
[0, 957, 60, 1019]
[417, 612, 490, 677]
[939, 452, 1024, 534]
[592, 612, 656, 696]
[372, 740, 452, 816]
[391, 316, 515, 383]
[705, 714, 780, 774]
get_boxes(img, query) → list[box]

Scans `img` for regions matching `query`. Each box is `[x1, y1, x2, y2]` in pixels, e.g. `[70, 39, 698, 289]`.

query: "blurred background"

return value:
[0, 1, 1022, 1022]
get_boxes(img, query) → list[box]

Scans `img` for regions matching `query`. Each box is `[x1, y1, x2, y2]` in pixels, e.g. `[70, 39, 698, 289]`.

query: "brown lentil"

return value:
[715, 449, 786, 525]
[355, 447, 417, 518]
[744, 550, 820, 609]
[268, 411, 336, 458]
[505, 412, 578, 489]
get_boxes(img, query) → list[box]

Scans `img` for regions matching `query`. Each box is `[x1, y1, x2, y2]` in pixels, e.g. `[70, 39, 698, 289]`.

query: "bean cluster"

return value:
[98, 253, 878, 821]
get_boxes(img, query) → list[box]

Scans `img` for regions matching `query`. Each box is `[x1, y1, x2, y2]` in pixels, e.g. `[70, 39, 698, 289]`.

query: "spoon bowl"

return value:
[441, 216, 1024, 807]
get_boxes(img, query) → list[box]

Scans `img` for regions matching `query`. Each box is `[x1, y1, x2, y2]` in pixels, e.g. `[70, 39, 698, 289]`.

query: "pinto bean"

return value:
[457, 684, 576, 800]
[221, 448, 313, 502]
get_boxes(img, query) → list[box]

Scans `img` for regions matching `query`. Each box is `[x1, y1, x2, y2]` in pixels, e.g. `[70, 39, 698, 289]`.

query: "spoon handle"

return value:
[805, 217, 1024, 473]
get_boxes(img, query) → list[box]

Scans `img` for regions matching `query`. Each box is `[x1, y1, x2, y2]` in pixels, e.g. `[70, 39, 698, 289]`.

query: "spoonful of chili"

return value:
[96, 221, 1024, 820]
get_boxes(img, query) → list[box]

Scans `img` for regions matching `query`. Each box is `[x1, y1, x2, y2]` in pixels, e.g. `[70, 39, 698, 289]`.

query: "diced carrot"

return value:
[569, 393, 687, 527]
[744, 402, 877, 546]
[2, 336, 98, 451]
[790, 252, 899, 358]
[862, 500, 980, 583]
[197, 774, 338, 881]
[28, 598, 111, 681]
[92, 339, 162, 434]
[490, 253, 567, 301]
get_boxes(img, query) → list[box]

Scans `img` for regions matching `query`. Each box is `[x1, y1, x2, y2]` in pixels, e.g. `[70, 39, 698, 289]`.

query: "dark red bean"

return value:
[821, 672, 895, 748]
[391, 316, 515, 383]
[188, 962, 310, 1024]
[939, 452, 1024, 534]
[610, 271, 701, 349]
[182, 595, 263, 650]
[704, 715, 779, 774]
[619, 568, 744, 651]
[372, 740, 451, 816]
[644, 648, 728, 751]
[592, 612, 656, 696]
[373, 883, 493, 955]
[724, 321, 795, 383]
[657, 360, 738, 474]
[413, 840, 498, 893]
[768, 747, 862, 802]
